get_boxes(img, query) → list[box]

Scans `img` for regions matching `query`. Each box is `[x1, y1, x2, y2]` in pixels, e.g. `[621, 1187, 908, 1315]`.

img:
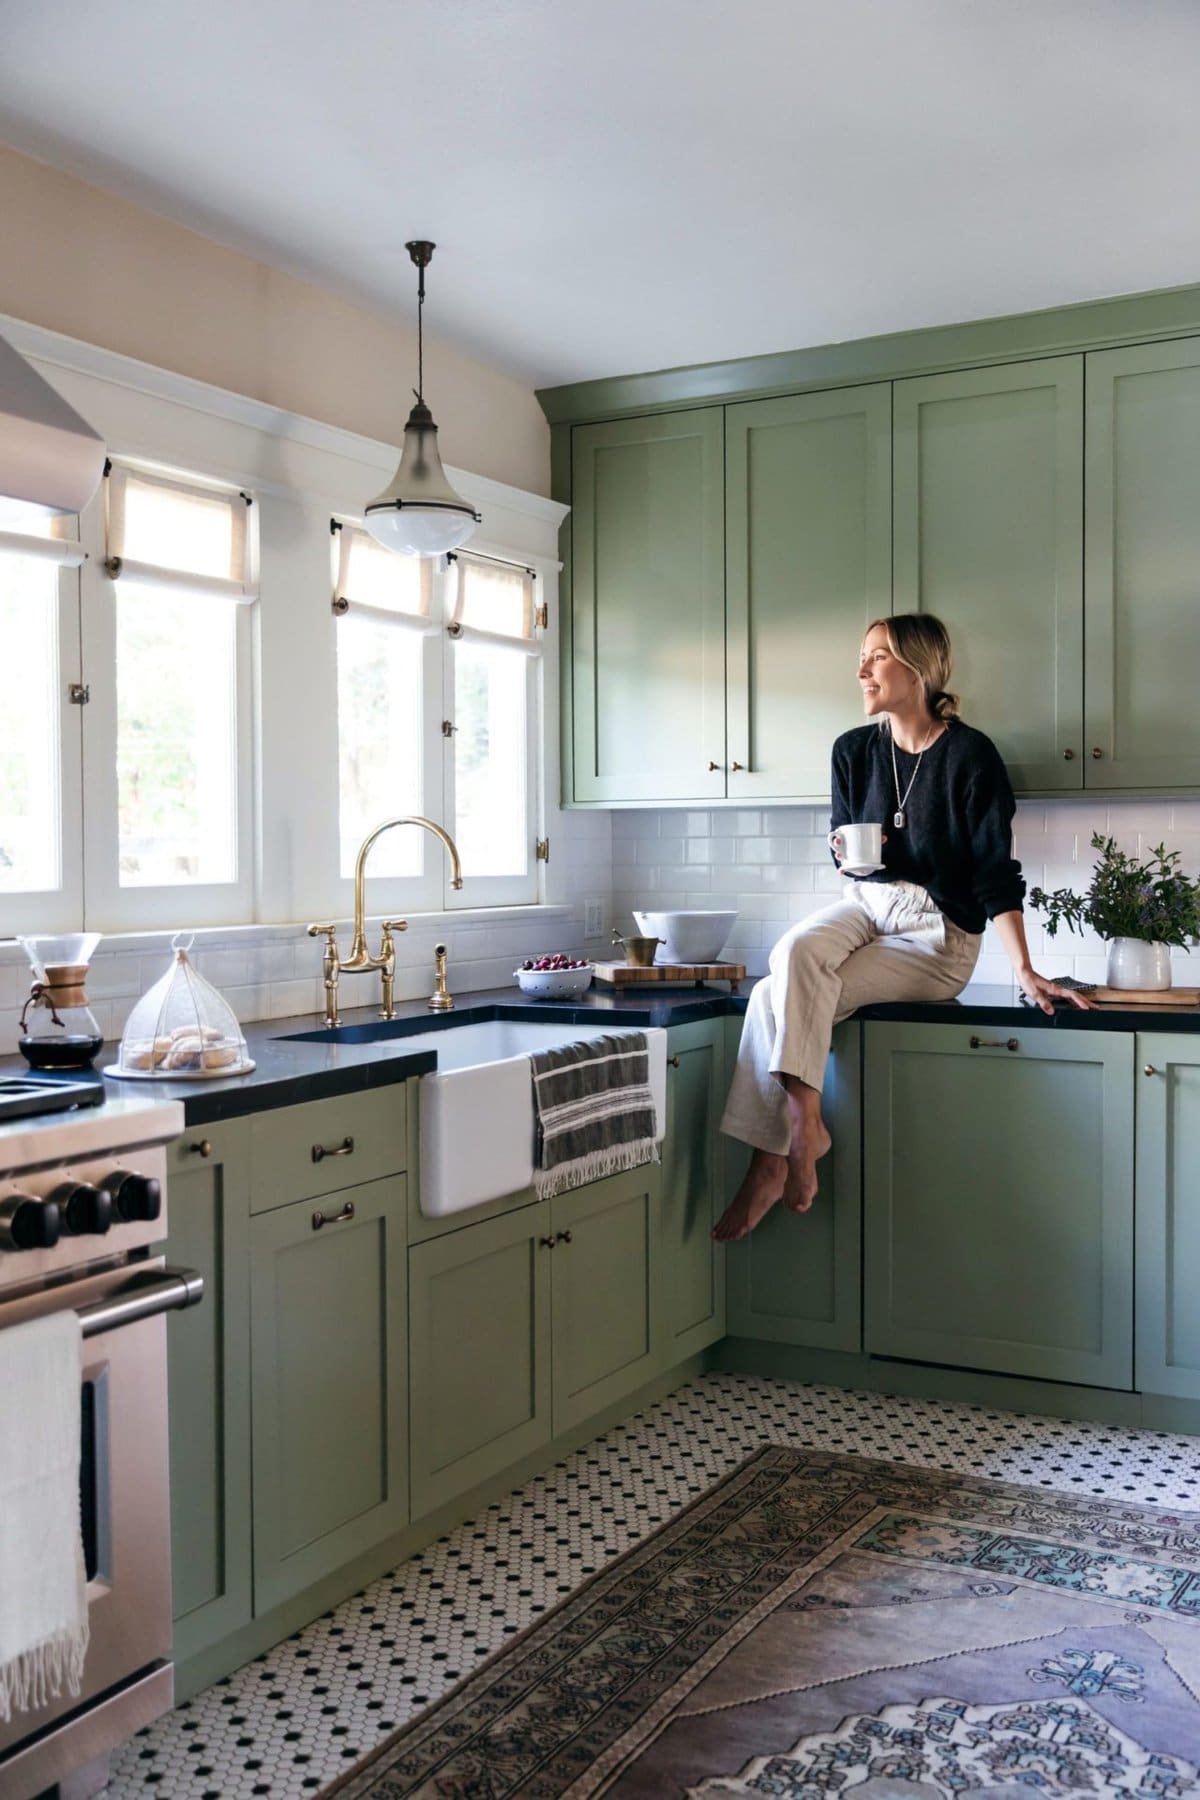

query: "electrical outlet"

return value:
[584, 899, 604, 940]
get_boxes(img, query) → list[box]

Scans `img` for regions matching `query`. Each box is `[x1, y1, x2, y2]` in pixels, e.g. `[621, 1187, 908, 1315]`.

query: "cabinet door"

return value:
[551, 1165, 661, 1435]
[250, 1174, 408, 1614]
[409, 1201, 553, 1519]
[864, 1023, 1133, 1388]
[725, 1020, 862, 1350]
[166, 1120, 252, 1664]
[571, 409, 726, 801]
[660, 1020, 726, 1364]
[894, 359, 1084, 791]
[726, 386, 891, 798]
[1085, 339, 1200, 788]
[1136, 1034, 1200, 1398]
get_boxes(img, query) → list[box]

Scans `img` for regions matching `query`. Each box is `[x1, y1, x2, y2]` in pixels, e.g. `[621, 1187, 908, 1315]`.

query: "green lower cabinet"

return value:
[250, 1174, 408, 1614]
[725, 1021, 862, 1350]
[551, 1166, 661, 1436]
[408, 1201, 553, 1519]
[864, 1024, 1134, 1388]
[166, 1119, 253, 1664]
[660, 1020, 727, 1363]
[1136, 1034, 1200, 1399]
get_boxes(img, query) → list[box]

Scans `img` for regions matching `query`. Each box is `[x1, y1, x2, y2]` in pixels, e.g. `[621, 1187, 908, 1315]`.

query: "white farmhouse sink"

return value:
[396, 1020, 667, 1218]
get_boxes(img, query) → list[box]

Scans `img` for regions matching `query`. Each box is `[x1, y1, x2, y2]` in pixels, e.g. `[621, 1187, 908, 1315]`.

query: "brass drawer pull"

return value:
[312, 1199, 355, 1231]
[539, 1234, 557, 1249]
[188, 1139, 213, 1159]
[667, 1054, 681, 1068]
[555, 1229, 573, 1245]
[312, 1135, 355, 1164]
[969, 1035, 1019, 1052]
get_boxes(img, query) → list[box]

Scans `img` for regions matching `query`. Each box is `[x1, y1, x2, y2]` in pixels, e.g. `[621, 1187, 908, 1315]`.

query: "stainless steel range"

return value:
[0, 1087, 199, 1800]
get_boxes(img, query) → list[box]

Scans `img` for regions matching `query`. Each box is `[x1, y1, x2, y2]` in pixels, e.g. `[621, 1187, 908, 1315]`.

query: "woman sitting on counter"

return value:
[713, 612, 1091, 1244]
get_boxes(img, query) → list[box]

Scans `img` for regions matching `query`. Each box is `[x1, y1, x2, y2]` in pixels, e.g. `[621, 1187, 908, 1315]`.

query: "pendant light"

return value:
[364, 240, 481, 556]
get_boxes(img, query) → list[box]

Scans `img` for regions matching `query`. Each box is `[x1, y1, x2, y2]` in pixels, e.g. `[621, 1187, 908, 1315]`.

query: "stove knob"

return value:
[100, 1170, 163, 1224]
[0, 1193, 62, 1251]
[50, 1182, 113, 1238]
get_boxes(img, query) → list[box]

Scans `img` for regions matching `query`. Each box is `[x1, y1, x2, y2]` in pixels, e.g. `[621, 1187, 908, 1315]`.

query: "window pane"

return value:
[337, 617, 423, 878]
[116, 585, 237, 884]
[339, 529, 428, 617]
[454, 641, 527, 876]
[454, 558, 531, 639]
[0, 551, 60, 891]
[121, 475, 240, 581]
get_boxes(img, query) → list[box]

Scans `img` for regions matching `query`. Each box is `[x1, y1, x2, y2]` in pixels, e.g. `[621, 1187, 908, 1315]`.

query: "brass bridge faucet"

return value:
[308, 816, 464, 1026]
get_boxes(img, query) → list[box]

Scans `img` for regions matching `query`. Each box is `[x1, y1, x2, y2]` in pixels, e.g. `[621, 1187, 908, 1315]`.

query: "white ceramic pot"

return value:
[1105, 937, 1173, 990]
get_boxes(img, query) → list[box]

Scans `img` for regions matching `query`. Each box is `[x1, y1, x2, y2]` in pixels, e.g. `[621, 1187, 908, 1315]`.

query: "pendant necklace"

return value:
[889, 723, 940, 829]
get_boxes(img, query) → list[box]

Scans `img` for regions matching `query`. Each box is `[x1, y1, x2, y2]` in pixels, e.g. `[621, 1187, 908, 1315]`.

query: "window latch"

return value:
[536, 837, 549, 863]
[68, 682, 90, 706]
[441, 718, 457, 737]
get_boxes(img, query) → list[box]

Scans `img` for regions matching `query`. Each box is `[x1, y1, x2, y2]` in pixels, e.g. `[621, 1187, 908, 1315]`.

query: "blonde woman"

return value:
[713, 613, 1090, 1244]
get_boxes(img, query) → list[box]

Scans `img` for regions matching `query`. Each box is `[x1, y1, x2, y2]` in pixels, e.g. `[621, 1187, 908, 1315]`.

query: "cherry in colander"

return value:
[520, 955, 590, 970]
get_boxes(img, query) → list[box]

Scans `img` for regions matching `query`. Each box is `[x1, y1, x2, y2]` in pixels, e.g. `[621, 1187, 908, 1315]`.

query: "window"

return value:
[331, 538, 541, 912]
[0, 507, 84, 933]
[81, 463, 256, 928]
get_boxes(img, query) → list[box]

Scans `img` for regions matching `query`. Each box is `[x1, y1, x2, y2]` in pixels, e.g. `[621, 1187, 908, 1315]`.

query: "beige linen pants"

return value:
[721, 881, 981, 1155]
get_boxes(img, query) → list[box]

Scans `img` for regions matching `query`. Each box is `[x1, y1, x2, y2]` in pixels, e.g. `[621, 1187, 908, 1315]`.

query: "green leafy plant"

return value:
[1030, 833, 1200, 947]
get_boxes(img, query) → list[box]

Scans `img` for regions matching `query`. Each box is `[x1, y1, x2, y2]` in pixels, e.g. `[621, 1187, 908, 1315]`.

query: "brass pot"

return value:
[611, 930, 662, 968]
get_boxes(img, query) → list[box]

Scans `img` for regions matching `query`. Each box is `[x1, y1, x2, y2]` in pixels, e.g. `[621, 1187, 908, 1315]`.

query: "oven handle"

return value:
[77, 1265, 205, 1338]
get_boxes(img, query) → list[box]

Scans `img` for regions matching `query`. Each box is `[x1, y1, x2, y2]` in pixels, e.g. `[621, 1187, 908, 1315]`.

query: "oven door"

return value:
[0, 1259, 202, 1794]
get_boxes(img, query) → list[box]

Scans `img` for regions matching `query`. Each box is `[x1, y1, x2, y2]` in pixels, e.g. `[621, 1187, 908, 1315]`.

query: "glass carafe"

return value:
[18, 933, 103, 1070]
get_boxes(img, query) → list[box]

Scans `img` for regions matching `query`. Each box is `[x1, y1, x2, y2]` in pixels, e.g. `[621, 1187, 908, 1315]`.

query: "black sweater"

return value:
[830, 721, 1025, 934]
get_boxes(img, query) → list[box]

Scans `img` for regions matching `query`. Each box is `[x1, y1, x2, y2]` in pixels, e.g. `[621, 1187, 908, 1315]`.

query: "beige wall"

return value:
[0, 144, 549, 496]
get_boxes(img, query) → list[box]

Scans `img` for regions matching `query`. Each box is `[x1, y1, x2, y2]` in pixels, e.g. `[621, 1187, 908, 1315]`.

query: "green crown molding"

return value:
[537, 282, 1200, 425]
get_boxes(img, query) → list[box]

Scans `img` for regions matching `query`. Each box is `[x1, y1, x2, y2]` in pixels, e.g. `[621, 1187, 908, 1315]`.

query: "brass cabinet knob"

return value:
[1092, 747, 1104, 759]
[188, 1139, 213, 1159]
[1145, 1063, 1159, 1076]
[539, 1235, 557, 1249]
[555, 1229, 573, 1245]
[731, 760, 744, 771]
[667, 1054, 681, 1068]
[1063, 748, 1075, 760]
[707, 760, 721, 772]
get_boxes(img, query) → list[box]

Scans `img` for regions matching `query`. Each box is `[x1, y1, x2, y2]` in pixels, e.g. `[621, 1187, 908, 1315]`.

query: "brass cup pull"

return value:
[1092, 747, 1104, 760]
[312, 1199, 355, 1231]
[539, 1235, 557, 1249]
[312, 1135, 355, 1163]
[969, 1035, 1019, 1052]
[189, 1139, 213, 1159]
[667, 1054, 681, 1068]
[555, 1229, 573, 1245]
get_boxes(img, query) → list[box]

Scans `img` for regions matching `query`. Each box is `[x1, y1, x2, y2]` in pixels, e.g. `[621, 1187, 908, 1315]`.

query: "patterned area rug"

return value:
[326, 1446, 1200, 1798]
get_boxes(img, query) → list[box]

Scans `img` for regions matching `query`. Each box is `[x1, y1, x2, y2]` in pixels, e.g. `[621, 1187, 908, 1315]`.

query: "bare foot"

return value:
[712, 1150, 787, 1242]
[782, 1120, 832, 1214]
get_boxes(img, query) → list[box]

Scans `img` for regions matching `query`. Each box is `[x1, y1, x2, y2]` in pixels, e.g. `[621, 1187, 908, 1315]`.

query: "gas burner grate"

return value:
[0, 1074, 106, 1120]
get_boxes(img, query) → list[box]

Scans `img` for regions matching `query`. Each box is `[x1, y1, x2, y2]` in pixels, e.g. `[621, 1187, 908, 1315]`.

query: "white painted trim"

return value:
[0, 313, 569, 530]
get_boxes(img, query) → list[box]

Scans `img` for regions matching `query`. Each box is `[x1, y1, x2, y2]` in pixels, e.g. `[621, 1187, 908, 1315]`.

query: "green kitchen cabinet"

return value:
[249, 1172, 408, 1614]
[570, 408, 726, 802]
[550, 1164, 661, 1434]
[1136, 1034, 1200, 1399]
[893, 358, 1084, 792]
[725, 1020, 862, 1350]
[166, 1119, 253, 1664]
[864, 1023, 1134, 1388]
[1085, 339, 1200, 789]
[408, 1200, 554, 1518]
[725, 386, 891, 798]
[659, 1020, 727, 1364]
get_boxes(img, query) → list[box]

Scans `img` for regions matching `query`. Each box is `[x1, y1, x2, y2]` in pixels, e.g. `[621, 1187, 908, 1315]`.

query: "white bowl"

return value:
[632, 909, 738, 964]
[513, 964, 595, 998]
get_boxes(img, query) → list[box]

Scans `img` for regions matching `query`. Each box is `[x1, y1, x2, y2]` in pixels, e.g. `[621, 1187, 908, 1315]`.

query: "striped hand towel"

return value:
[530, 1031, 659, 1199]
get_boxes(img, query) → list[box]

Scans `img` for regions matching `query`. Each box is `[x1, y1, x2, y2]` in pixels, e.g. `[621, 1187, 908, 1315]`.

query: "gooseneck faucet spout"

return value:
[308, 816, 464, 1025]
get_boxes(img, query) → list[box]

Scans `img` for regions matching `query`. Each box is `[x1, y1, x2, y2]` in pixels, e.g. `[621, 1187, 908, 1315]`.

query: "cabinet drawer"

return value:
[248, 1087, 407, 1212]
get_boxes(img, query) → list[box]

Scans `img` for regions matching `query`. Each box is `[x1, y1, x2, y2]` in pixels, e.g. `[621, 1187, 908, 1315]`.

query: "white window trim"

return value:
[0, 313, 568, 938]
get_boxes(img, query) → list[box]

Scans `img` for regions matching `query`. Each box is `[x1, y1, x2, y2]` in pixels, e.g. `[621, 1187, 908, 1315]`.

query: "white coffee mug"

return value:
[828, 822, 883, 867]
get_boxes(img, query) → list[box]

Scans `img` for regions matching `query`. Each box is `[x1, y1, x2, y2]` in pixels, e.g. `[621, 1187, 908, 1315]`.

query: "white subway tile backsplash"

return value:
[711, 810, 763, 836]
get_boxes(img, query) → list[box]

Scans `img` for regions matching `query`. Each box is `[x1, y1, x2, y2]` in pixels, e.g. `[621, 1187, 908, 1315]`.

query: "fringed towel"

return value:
[530, 1031, 659, 1199]
[0, 1311, 89, 1723]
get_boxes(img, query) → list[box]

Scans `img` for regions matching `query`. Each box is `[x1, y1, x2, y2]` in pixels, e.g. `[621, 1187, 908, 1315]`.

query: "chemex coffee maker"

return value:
[18, 932, 104, 1070]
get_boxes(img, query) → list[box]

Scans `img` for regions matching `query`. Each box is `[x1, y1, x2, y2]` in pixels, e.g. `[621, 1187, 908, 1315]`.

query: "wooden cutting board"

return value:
[1086, 985, 1200, 1007]
[592, 960, 746, 990]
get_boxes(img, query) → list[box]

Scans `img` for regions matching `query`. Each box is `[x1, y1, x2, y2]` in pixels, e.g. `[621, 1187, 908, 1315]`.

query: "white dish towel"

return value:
[0, 1311, 89, 1722]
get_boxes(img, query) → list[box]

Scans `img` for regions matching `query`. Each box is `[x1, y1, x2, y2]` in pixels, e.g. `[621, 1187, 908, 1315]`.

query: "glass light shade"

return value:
[364, 402, 481, 557]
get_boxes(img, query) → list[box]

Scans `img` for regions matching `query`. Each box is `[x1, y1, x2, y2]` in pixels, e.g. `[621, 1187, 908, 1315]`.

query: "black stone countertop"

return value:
[27, 978, 1199, 1127]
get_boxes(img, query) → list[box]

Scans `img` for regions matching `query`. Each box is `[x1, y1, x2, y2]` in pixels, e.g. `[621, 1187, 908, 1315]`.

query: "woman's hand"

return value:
[1018, 967, 1093, 1014]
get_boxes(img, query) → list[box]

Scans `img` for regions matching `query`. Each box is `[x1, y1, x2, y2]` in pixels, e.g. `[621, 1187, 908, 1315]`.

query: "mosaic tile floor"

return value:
[106, 1373, 1200, 1798]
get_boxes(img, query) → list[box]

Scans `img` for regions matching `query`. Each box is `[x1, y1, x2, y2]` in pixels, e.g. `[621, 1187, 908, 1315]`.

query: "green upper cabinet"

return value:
[571, 408, 726, 801]
[893, 358, 1084, 792]
[1085, 339, 1200, 788]
[725, 386, 891, 798]
[1135, 1034, 1200, 1400]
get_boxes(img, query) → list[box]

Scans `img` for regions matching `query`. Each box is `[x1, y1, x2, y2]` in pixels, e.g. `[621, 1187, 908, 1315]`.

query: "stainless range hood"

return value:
[0, 329, 105, 515]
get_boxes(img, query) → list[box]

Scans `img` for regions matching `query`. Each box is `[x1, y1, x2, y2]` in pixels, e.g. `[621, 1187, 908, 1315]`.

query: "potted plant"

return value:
[1029, 833, 1200, 989]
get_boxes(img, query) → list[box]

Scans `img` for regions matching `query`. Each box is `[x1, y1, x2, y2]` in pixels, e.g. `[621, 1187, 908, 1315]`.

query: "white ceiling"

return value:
[1, 0, 1198, 390]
